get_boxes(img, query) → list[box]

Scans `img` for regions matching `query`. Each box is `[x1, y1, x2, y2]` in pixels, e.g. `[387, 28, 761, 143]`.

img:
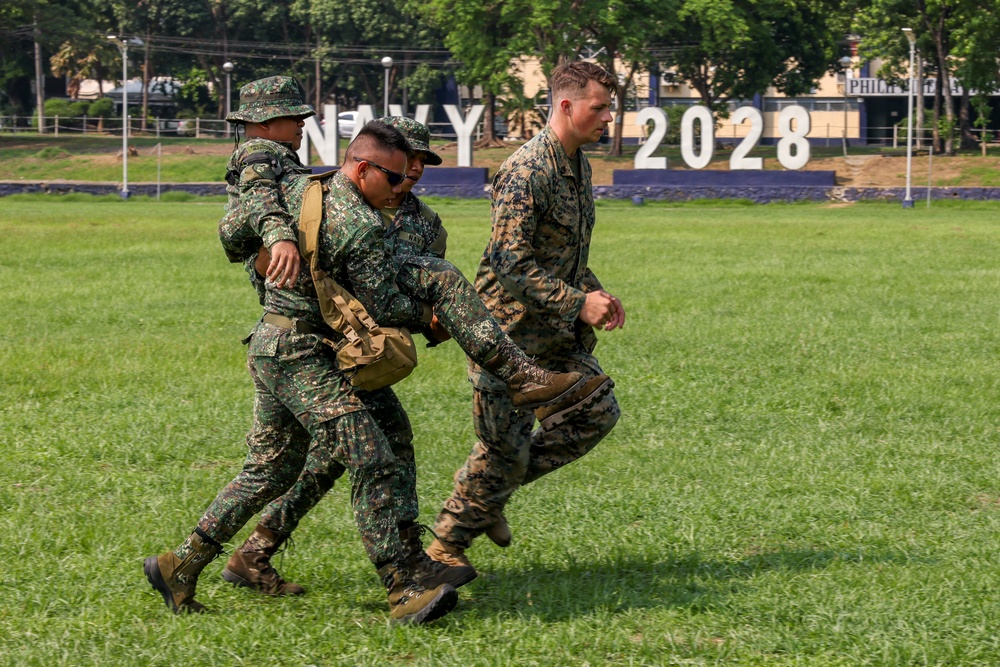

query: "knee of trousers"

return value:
[594, 393, 622, 440]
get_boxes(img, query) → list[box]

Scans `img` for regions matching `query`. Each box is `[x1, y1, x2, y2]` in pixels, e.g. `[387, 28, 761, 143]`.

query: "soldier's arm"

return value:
[236, 148, 300, 287]
[580, 268, 603, 293]
[487, 170, 587, 323]
[421, 202, 448, 258]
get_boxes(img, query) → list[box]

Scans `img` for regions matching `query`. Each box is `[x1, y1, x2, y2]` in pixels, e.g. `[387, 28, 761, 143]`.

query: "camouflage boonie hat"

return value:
[382, 116, 442, 165]
[226, 76, 315, 124]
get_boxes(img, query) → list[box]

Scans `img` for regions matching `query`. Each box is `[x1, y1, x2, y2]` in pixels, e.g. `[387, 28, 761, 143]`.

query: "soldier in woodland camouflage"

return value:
[144, 111, 458, 625]
[427, 62, 626, 573]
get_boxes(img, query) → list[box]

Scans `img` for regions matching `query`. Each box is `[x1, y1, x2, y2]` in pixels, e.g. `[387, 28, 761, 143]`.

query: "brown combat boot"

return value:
[485, 513, 512, 548]
[377, 562, 458, 625]
[534, 374, 615, 428]
[400, 524, 477, 589]
[426, 538, 475, 570]
[221, 523, 305, 596]
[144, 530, 221, 614]
[482, 342, 585, 410]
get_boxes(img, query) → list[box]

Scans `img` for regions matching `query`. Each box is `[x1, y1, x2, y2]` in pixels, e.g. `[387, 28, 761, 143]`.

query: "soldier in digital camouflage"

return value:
[144, 119, 460, 625]
[426, 61, 626, 574]
[218, 75, 313, 292]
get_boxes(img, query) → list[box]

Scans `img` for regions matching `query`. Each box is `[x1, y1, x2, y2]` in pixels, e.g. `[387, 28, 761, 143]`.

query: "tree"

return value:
[414, 0, 528, 146]
[655, 0, 845, 116]
[854, 0, 989, 154]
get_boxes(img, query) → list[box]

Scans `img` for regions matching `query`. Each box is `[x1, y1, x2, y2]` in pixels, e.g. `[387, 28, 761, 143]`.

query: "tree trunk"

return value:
[932, 19, 954, 154]
[474, 91, 505, 148]
[141, 35, 151, 133]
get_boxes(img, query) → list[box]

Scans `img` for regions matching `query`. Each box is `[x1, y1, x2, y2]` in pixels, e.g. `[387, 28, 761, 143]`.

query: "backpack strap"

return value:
[297, 178, 383, 345]
[225, 150, 285, 186]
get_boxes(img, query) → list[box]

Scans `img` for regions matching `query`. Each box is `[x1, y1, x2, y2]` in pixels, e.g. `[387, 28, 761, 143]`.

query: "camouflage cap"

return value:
[382, 116, 442, 165]
[226, 76, 315, 124]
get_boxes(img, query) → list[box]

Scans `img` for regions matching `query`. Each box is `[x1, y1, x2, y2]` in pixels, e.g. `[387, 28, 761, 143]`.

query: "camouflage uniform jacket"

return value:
[381, 192, 448, 268]
[259, 168, 426, 334]
[219, 137, 311, 264]
[472, 124, 603, 379]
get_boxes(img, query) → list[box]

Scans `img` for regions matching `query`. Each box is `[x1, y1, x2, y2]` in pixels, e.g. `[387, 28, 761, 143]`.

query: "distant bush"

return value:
[88, 98, 115, 118]
[44, 98, 75, 117]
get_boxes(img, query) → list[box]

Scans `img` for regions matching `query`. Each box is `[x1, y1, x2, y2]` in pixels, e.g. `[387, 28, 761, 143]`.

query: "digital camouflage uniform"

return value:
[433, 124, 621, 549]
[219, 136, 311, 266]
[192, 167, 428, 568]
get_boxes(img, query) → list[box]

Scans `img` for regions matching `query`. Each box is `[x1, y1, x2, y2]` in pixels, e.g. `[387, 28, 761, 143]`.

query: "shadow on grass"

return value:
[458, 547, 928, 621]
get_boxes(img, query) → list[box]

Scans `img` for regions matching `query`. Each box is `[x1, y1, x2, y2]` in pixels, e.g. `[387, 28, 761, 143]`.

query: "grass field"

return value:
[4, 197, 1000, 665]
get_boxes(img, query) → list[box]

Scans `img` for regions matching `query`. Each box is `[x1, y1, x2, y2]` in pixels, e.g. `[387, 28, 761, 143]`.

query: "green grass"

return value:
[4, 198, 1000, 665]
[0, 135, 230, 182]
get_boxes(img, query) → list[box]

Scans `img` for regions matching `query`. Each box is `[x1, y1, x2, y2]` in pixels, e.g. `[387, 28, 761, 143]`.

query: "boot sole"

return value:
[537, 376, 615, 429]
[144, 556, 180, 614]
[393, 584, 459, 625]
[516, 375, 587, 411]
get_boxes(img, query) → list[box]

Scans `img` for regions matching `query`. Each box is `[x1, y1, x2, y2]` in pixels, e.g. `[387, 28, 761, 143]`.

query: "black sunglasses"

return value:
[353, 157, 407, 186]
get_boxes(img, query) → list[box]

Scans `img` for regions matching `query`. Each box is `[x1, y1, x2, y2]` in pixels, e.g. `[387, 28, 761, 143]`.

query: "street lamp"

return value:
[381, 56, 393, 117]
[840, 55, 852, 157]
[902, 27, 916, 209]
[107, 34, 143, 199]
[222, 61, 234, 138]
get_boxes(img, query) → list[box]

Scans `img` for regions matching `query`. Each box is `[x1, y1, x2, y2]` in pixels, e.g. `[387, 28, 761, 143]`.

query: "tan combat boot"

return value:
[534, 374, 614, 428]
[144, 530, 221, 614]
[377, 562, 458, 625]
[484, 513, 512, 548]
[482, 342, 585, 410]
[221, 523, 305, 596]
[426, 538, 475, 570]
[400, 524, 477, 589]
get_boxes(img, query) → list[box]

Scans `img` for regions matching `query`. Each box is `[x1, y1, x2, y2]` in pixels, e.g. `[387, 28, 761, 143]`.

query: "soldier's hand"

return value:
[428, 314, 452, 342]
[267, 240, 301, 288]
[579, 290, 625, 331]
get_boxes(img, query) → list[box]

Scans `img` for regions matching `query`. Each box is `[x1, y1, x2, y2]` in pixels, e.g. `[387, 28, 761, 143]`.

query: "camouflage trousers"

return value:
[189, 324, 406, 566]
[433, 350, 621, 549]
[396, 255, 513, 366]
[255, 386, 418, 537]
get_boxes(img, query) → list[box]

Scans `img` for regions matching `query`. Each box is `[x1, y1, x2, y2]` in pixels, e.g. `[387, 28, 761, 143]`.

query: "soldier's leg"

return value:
[432, 386, 534, 551]
[184, 326, 361, 552]
[523, 352, 620, 486]
[360, 387, 478, 589]
[357, 387, 418, 525]
[144, 348, 313, 613]
[311, 409, 406, 566]
[184, 375, 311, 552]
[396, 256, 585, 409]
[394, 255, 504, 362]
[223, 421, 338, 597]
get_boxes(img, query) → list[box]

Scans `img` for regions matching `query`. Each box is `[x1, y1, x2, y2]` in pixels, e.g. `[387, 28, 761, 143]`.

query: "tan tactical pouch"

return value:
[299, 176, 417, 391]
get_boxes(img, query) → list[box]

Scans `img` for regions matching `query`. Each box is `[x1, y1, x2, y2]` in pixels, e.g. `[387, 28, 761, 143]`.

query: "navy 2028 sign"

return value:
[635, 105, 812, 170]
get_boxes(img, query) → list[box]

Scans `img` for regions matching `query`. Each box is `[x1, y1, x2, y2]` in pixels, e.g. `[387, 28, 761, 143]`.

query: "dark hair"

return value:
[550, 62, 617, 98]
[346, 120, 414, 161]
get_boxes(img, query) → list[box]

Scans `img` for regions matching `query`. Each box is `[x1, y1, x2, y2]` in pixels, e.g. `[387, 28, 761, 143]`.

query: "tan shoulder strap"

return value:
[297, 177, 385, 345]
[298, 178, 324, 273]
